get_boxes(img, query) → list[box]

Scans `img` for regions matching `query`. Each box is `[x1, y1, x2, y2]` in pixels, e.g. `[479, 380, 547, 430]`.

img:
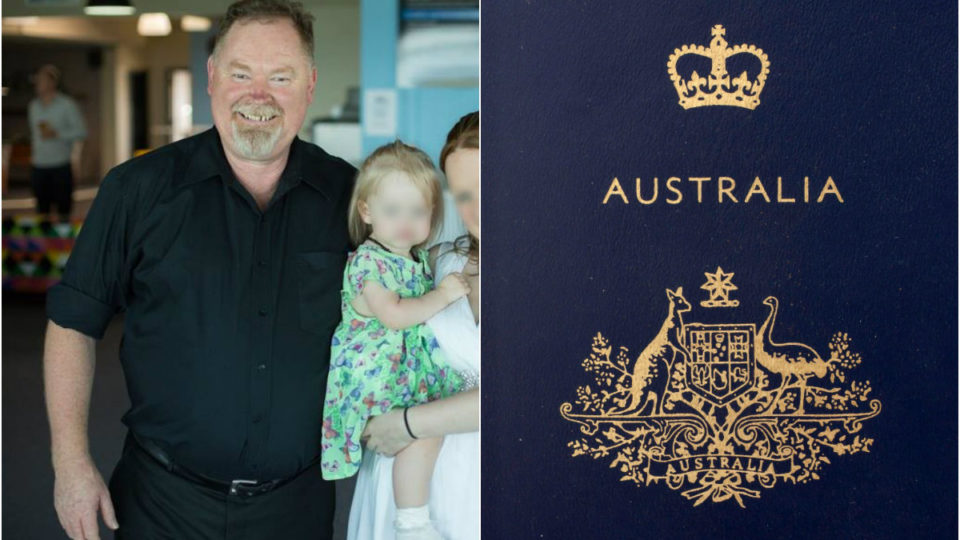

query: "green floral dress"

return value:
[320, 242, 463, 480]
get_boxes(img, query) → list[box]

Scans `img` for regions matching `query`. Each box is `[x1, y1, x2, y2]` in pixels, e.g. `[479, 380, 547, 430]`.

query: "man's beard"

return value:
[230, 102, 284, 160]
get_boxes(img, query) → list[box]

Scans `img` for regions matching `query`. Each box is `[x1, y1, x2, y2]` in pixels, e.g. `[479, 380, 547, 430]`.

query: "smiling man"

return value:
[43, 2, 354, 538]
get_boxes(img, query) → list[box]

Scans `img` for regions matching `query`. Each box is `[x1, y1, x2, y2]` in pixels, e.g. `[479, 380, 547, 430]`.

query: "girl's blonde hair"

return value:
[348, 140, 444, 249]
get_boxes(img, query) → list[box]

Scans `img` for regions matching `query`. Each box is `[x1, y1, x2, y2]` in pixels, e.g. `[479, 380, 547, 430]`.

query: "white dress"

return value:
[346, 239, 480, 540]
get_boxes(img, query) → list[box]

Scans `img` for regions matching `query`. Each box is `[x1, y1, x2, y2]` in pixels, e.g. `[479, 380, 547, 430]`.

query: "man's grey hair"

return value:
[212, 0, 315, 64]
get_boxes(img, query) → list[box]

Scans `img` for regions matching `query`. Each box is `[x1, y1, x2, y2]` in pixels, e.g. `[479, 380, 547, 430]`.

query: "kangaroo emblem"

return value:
[617, 287, 691, 415]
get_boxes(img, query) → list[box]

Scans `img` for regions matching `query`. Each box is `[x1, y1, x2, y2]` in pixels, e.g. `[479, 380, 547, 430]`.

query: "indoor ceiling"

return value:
[2, 0, 356, 18]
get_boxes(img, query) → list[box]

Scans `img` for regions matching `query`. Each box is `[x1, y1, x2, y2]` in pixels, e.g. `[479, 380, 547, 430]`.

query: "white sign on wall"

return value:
[363, 89, 397, 137]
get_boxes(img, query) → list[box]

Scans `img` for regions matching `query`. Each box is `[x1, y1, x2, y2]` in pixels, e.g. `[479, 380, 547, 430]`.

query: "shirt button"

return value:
[258, 308, 268, 316]
[257, 364, 267, 371]
[253, 414, 263, 424]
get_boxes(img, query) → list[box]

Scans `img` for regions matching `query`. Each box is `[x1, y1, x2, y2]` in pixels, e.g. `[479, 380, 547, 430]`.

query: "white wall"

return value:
[303, 4, 360, 140]
[144, 30, 191, 149]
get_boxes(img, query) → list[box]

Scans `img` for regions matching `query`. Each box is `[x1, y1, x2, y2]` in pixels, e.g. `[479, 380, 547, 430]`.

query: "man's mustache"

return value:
[232, 101, 283, 118]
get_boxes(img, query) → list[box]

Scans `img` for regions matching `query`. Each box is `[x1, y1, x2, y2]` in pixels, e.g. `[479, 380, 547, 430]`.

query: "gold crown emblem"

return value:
[668, 24, 770, 110]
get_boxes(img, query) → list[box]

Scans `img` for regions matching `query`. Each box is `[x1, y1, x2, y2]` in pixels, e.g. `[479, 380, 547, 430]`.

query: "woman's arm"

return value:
[363, 387, 479, 456]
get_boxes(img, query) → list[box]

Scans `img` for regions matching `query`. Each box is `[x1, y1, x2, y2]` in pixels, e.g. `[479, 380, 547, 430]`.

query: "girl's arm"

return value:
[362, 387, 479, 456]
[355, 274, 468, 330]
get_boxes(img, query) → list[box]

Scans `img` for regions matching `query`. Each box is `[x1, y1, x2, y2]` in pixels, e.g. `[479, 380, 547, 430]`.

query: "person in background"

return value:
[28, 64, 86, 222]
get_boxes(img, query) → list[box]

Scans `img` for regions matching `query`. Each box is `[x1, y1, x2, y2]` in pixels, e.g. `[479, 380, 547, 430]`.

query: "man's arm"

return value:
[44, 320, 118, 539]
[58, 99, 87, 142]
[27, 101, 40, 145]
[44, 161, 130, 539]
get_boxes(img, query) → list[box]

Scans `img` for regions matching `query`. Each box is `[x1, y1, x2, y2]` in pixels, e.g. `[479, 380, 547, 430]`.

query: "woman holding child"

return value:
[319, 112, 480, 540]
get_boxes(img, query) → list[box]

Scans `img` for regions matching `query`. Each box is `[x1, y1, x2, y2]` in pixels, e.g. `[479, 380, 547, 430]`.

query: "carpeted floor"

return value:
[2, 292, 355, 539]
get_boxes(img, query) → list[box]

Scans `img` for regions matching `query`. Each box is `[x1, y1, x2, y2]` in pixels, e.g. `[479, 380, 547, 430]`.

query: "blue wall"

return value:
[361, 0, 478, 166]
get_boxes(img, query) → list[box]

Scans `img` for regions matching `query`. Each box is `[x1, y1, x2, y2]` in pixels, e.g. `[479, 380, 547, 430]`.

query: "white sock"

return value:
[394, 505, 442, 540]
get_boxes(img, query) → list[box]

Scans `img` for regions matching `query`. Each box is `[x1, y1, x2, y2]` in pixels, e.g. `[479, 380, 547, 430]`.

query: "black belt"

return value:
[129, 433, 308, 497]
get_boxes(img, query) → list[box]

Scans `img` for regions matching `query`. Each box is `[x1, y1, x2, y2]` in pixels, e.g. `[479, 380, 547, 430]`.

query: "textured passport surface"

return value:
[481, 2, 957, 538]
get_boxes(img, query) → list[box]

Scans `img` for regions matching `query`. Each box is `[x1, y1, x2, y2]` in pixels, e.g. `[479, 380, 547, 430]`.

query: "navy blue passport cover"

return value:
[482, 2, 957, 539]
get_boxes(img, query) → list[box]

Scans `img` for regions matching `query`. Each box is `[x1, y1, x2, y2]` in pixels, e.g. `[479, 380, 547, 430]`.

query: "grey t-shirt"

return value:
[28, 92, 87, 167]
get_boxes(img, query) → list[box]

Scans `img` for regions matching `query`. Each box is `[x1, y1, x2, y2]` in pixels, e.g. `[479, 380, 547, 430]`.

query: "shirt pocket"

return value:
[296, 251, 346, 336]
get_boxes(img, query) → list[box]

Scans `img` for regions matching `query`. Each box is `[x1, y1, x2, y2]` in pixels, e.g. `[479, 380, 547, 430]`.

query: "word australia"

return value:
[602, 176, 843, 205]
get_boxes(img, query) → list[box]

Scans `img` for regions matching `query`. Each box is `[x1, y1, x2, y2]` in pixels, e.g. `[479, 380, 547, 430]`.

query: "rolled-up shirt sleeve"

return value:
[47, 168, 130, 339]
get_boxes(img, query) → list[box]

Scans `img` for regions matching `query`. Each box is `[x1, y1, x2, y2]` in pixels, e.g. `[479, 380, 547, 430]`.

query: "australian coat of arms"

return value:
[560, 268, 881, 507]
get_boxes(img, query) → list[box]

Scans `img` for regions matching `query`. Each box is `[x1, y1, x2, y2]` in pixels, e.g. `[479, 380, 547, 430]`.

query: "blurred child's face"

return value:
[360, 172, 433, 251]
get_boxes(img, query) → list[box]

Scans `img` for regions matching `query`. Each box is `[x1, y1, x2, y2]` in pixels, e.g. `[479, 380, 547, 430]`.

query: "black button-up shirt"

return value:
[47, 128, 355, 481]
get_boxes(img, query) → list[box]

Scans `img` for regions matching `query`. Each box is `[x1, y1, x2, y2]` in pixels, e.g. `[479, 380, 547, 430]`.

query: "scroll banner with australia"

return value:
[482, 2, 956, 539]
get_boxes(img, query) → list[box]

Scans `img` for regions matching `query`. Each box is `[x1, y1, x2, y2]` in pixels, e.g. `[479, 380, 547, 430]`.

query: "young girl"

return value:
[321, 141, 468, 540]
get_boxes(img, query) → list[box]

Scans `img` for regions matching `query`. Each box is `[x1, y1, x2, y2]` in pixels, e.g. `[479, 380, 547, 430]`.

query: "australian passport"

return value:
[482, 2, 957, 538]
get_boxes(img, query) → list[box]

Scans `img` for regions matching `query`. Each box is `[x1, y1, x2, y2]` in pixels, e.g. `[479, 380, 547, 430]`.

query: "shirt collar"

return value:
[176, 128, 330, 200]
[176, 127, 230, 189]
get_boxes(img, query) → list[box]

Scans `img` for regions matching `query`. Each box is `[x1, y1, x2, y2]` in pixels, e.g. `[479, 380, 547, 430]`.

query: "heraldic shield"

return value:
[685, 323, 754, 406]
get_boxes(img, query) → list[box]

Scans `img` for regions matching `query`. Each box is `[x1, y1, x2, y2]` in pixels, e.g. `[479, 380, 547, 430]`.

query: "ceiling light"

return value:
[181, 15, 211, 32]
[84, 0, 135, 16]
[138, 13, 171, 36]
